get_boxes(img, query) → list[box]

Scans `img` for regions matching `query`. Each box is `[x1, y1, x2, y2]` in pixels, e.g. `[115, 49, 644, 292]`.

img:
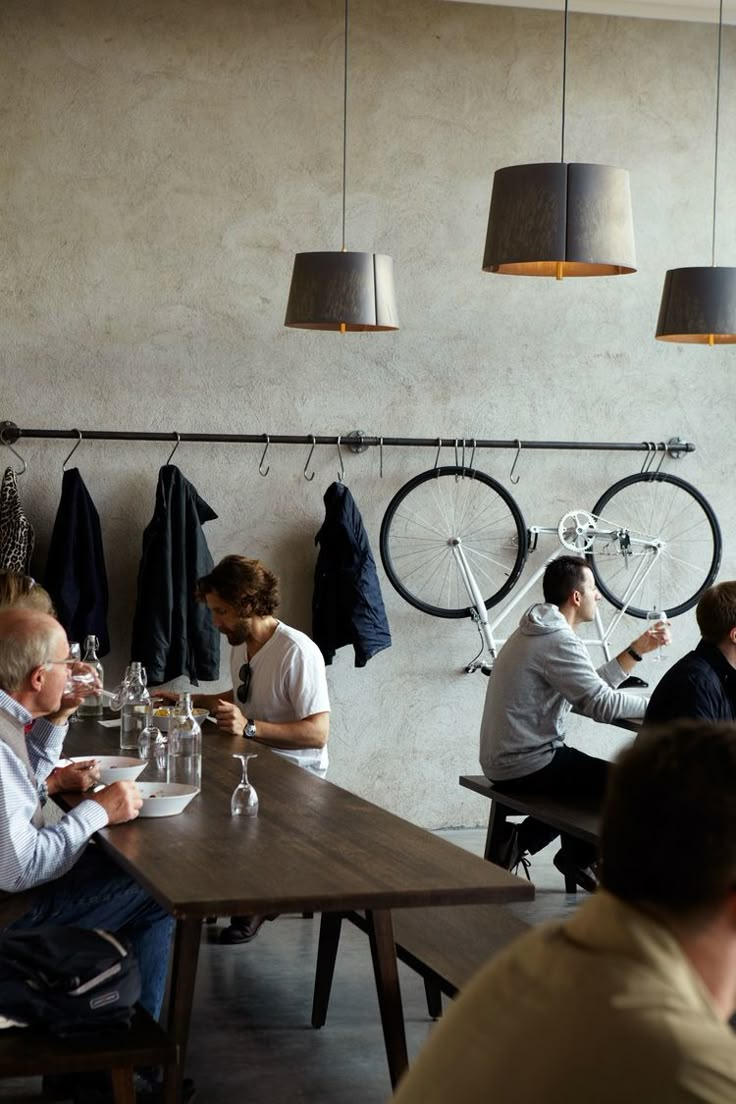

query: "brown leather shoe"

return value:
[218, 914, 278, 944]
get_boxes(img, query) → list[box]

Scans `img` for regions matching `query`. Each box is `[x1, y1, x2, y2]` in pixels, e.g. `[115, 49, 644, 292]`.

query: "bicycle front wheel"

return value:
[380, 467, 528, 619]
[588, 472, 722, 619]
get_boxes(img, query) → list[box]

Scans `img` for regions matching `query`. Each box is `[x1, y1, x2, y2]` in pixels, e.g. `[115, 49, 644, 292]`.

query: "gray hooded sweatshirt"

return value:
[480, 603, 647, 781]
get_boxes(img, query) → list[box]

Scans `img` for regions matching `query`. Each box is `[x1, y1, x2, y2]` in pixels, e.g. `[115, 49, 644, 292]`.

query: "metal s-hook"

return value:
[166, 432, 181, 465]
[468, 438, 477, 472]
[259, 434, 271, 477]
[62, 429, 83, 471]
[336, 435, 345, 483]
[640, 441, 655, 474]
[433, 438, 442, 470]
[378, 437, 384, 478]
[0, 425, 27, 476]
[653, 442, 667, 474]
[304, 435, 316, 482]
[509, 440, 522, 485]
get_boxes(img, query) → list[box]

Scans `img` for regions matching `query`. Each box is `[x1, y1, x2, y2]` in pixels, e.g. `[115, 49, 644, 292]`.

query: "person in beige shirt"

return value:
[393, 720, 736, 1104]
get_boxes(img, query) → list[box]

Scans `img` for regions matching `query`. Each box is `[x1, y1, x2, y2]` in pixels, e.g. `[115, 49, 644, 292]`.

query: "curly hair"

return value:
[196, 556, 280, 617]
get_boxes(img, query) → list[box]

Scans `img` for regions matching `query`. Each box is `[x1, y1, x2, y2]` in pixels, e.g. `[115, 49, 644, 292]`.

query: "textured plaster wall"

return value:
[1, 0, 734, 827]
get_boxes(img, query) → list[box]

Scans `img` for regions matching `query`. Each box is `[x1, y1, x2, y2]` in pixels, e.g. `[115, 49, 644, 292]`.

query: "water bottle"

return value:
[120, 662, 151, 751]
[167, 693, 202, 791]
[138, 704, 168, 783]
[77, 635, 104, 718]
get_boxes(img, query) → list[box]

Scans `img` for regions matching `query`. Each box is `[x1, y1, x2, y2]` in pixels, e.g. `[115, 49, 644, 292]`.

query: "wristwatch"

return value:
[244, 719, 257, 740]
[626, 646, 643, 662]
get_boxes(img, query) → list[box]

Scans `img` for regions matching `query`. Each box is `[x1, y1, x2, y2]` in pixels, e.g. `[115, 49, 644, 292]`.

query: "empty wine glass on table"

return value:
[646, 609, 669, 662]
[231, 754, 258, 816]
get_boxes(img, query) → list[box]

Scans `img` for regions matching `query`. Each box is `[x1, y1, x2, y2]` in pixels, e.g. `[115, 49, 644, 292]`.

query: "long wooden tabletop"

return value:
[63, 718, 533, 1096]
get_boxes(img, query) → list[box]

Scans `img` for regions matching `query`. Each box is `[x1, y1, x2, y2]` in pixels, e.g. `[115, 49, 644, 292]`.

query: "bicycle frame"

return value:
[452, 518, 665, 672]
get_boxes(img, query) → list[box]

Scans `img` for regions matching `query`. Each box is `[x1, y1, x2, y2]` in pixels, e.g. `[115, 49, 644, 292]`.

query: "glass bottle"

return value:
[167, 693, 202, 791]
[138, 705, 167, 783]
[120, 662, 151, 751]
[77, 635, 104, 718]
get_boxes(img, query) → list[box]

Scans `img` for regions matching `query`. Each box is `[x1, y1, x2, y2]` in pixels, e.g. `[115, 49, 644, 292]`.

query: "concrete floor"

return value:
[0, 830, 577, 1103]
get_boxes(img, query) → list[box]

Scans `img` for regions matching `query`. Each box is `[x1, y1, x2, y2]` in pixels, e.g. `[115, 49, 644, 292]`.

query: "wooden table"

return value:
[64, 720, 533, 1099]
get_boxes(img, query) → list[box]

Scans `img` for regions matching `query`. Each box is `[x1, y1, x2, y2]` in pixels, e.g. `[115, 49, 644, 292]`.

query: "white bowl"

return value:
[69, 755, 146, 784]
[149, 708, 209, 733]
[135, 781, 199, 818]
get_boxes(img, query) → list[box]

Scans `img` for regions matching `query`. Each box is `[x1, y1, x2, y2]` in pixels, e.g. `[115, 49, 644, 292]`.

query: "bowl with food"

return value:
[150, 706, 209, 732]
[136, 781, 199, 817]
[68, 755, 146, 784]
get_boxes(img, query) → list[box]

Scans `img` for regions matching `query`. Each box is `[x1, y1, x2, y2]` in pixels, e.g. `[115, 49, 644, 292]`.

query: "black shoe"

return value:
[218, 914, 278, 945]
[553, 851, 598, 893]
[498, 827, 531, 881]
[71, 1072, 196, 1103]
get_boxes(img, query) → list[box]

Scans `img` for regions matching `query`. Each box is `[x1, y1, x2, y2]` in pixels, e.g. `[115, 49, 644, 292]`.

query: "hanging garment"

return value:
[312, 481, 391, 667]
[131, 464, 220, 686]
[44, 468, 110, 655]
[0, 467, 34, 574]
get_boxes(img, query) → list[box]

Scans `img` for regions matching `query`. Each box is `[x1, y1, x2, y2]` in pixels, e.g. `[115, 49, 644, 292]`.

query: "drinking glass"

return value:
[231, 754, 258, 816]
[65, 643, 84, 722]
[138, 719, 167, 783]
[646, 608, 667, 662]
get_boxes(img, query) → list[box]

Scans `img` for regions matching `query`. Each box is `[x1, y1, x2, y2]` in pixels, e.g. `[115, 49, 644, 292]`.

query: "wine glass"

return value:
[646, 608, 668, 662]
[231, 754, 258, 816]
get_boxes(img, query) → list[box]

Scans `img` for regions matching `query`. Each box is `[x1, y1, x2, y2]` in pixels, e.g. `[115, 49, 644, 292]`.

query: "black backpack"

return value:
[0, 926, 141, 1035]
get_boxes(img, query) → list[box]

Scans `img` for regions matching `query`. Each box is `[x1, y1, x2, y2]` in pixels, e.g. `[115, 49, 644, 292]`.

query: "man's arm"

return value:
[544, 637, 647, 723]
[213, 702, 329, 749]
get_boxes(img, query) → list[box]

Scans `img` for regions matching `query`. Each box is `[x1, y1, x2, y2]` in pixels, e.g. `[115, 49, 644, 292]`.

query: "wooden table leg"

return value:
[312, 912, 343, 1028]
[365, 908, 407, 1089]
[163, 915, 202, 1104]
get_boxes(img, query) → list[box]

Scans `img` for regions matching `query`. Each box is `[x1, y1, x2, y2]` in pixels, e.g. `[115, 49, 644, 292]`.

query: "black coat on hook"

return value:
[312, 482, 391, 668]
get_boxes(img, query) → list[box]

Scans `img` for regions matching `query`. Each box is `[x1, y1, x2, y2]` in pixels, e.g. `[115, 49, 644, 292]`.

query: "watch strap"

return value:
[626, 646, 643, 662]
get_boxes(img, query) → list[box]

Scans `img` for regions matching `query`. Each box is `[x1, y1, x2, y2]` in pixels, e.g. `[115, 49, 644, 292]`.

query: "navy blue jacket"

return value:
[644, 639, 736, 724]
[313, 482, 391, 667]
[130, 465, 220, 685]
[44, 468, 110, 655]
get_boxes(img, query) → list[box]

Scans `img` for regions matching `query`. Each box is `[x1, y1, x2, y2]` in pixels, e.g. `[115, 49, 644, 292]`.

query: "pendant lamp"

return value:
[284, 0, 399, 332]
[656, 0, 736, 343]
[482, 0, 636, 279]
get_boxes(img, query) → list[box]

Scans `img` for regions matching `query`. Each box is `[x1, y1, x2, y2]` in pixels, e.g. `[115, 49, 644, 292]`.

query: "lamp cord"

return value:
[560, 0, 569, 162]
[341, 0, 349, 252]
[711, 0, 723, 267]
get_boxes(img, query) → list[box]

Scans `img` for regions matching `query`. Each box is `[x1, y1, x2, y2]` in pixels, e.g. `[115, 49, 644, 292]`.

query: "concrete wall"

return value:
[2, 0, 733, 827]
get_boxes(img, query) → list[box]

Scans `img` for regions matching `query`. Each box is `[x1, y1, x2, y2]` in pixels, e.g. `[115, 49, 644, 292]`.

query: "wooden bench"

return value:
[459, 774, 601, 892]
[0, 1006, 177, 1104]
[312, 903, 531, 1026]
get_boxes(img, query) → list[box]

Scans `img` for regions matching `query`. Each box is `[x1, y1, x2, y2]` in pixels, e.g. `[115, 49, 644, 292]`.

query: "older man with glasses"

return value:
[174, 555, 330, 944]
[0, 610, 174, 1049]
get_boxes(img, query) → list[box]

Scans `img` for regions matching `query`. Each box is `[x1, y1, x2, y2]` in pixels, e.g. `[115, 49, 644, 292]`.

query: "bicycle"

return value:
[379, 461, 722, 675]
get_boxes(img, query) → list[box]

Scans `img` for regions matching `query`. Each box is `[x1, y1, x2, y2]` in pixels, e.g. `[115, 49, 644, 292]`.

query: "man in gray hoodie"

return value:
[479, 555, 668, 889]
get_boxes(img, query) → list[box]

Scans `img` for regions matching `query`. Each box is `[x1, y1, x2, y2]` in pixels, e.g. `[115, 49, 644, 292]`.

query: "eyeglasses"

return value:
[44, 657, 76, 668]
[236, 662, 252, 705]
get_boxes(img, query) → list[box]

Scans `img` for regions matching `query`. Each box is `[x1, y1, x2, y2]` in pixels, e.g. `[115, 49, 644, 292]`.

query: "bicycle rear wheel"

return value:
[379, 467, 528, 619]
[588, 472, 721, 619]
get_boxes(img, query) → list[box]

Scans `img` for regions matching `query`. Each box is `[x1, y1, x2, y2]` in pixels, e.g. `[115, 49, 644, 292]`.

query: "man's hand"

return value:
[88, 781, 143, 825]
[47, 760, 100, 795]
[214, 699, 246, 737]
[631, 620, 672, 656]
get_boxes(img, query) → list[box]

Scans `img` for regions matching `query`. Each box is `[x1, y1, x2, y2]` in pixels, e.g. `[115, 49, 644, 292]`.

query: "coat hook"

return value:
[259, 434, 271, 477]
[336, 435, 345, 483]
[509, 440, 522, 485]
[304, 435, 316, 482]
[468, 438, 477, 472]
[640, 441, 656, 474]
[0, 426, 27, 476]
[378, 436, 384, 478]
[166, 432, 181, 465]
[62, 429, 83, 471]
[653, 442, 667, 474]
[433, 438, 442, 470]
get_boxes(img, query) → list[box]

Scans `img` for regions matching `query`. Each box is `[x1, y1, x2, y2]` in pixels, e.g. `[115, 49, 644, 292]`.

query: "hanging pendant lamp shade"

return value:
[656, 267, 736, 344]
[654, 0, 735, 344]
[283, 0, 398, 334]
[483, 162, 636, 277]
[285, 251, 398, 332]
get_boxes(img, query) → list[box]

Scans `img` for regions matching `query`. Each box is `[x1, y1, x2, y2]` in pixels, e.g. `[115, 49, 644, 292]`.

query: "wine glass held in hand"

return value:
[646, 609, 671, 662]
[231, 754, 258, 816]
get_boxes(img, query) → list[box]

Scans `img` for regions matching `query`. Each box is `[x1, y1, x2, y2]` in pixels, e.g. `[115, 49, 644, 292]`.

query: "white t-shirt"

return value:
[229, 622, 331, 777]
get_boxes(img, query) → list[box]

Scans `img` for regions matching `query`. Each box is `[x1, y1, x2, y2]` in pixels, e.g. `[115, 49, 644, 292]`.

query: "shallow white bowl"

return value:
[69, 755, 146, 784]
[149, 708, 209, 733]
[135, 781, 199, 817]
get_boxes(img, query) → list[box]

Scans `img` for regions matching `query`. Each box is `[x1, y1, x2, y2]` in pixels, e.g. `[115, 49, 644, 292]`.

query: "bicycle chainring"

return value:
[558, 510, 597, 552]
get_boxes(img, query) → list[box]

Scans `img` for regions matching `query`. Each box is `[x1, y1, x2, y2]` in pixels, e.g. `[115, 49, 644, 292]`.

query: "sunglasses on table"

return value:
[236, 663, 252, 704]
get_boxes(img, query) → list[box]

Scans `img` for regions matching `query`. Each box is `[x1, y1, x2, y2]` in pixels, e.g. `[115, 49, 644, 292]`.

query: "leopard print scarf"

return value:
[0, 467, 34, 573]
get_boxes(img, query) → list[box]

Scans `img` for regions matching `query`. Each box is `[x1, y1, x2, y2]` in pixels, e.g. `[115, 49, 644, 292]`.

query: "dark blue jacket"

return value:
[313, 482, 391, 667]
[44, 468, 110, 655]
[130, 465, 220, 685]
[644, 639, 736, 724]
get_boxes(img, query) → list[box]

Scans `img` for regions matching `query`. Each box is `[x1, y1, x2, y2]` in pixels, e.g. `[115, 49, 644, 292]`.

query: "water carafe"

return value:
[120, 662, 150, 751]
[167, 693, 202, 791]
[77, 635, 104, 718]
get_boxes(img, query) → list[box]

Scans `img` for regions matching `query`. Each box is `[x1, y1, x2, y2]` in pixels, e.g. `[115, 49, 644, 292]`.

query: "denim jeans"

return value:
[7, 844, 174, 1019]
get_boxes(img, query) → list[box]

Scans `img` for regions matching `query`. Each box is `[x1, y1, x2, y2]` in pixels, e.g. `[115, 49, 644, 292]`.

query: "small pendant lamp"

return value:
[482, 0, 636, 279]
[656, 0, 736, 344]
[284, 0, 399, 333]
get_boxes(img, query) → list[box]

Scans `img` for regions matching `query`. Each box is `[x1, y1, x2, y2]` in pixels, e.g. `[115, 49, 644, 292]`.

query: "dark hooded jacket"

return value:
[312, 482, 391, 667]
[130, 465, 219, 685]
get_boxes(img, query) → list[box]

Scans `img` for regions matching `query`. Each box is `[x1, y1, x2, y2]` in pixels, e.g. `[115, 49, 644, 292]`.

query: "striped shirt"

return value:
[0, 690, 108, 893]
